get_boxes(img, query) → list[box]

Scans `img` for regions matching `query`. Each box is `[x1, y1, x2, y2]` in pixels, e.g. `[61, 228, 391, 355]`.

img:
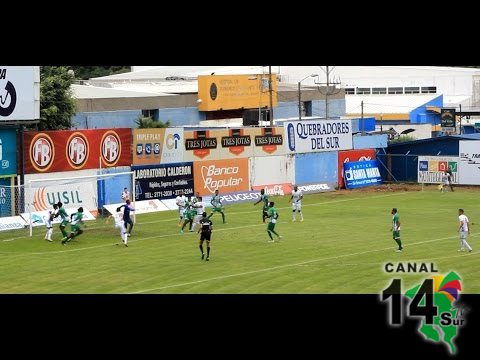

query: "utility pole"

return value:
[315, 66, 341, 119]
[298, 81, 302, 121]
[325, 65, 329, 119]
[268, 66, 274, 127]
[459, 103, 462, 135]
[361, 101, 364, 134]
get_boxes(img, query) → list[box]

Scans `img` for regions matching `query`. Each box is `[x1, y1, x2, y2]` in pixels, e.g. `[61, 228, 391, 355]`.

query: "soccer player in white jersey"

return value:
[106, 209, 128, 246]
[175, 190, 187, 226]
[121, 187, 130, 201]
[458, 209, 472, 252]
[44, 204, 59, 242]
[290, 185, 304, 222]
[191, 196, 205, 232]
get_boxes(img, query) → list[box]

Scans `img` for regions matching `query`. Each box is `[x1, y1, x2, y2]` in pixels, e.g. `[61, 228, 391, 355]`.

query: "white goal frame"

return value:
[27, 171, 136, 237]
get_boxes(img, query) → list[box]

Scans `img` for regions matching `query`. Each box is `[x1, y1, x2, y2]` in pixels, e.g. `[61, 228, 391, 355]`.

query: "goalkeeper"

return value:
[289, 185, 304, 222]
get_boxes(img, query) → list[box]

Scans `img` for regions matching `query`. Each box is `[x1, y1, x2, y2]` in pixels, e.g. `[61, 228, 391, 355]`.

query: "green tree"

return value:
[388, 135, 417, 144]
[135, 116, 171, 128]
[34, 66, 76, 131]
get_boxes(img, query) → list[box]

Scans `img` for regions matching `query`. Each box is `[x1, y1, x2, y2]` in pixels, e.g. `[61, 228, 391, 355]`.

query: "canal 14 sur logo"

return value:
[381, 262, 468, 355]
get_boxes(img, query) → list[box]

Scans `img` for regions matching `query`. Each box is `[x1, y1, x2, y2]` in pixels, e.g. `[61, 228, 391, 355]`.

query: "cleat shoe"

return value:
[278, 235, 283, 239]
[458, 249, 465, 252]
[300, 219, 304, 222]
[268, 240, 275, 243]
[292, 219, 296, 222]
[180, 230, 184, 234]
[201, 253, 205, 260]
[468, 249, 472, 252]
[395, 249, 403, 252]
[124, 244, 128, 247]
[206, 258, 209, 261]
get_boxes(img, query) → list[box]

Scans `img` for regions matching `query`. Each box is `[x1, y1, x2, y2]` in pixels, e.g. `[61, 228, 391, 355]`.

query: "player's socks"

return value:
[207, 246, 210, 258]
[199, 244, 204, 256]
[267, 231, 273, 240]
[221, 213, 225, 224]
[271, 229, 280, 237]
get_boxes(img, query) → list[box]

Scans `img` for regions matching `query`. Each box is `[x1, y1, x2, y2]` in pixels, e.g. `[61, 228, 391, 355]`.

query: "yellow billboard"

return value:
[197, 74, 278, 111]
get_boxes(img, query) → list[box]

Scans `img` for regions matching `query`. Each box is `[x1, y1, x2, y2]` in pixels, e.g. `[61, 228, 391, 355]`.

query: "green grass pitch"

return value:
[0, 185, 478, 294]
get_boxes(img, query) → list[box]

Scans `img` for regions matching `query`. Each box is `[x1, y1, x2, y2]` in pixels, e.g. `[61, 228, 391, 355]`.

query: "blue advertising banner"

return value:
[344, 160, 383, 189]
[0, 129, 17, 177]
[132, 162, 194, 200]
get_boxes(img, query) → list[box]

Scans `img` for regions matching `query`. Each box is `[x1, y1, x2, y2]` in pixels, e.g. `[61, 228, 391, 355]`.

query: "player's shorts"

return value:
[178, 208, 185, 217]
[292, 201, 302, 211]
[212, 206, 223, 213]
[460, 231, 468, 240]
[193, 215, 203, 224]
[267, 222, 276, 231]
[60, 219, 69, 227]
[200, 232, 211, 241]
[392, 231, 400, 240]
[71, 224, 82, 233]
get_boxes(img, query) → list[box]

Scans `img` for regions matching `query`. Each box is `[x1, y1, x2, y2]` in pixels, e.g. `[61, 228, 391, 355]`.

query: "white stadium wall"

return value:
[249, 155, 295, 188]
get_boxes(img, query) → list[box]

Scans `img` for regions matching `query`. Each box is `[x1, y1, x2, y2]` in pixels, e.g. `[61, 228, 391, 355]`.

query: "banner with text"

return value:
[338, 149, 376, 188]
[133, 128, 183, 165]
[133, 162, 194, 200]
[24, 129, 132, 173]
[103, 199, 170, 215]
[417, 156, 458, 184]
[193, 158, 249, 196]
[0, 216, 27, 231]
[344, 160, 382, 189]
[459, 140, 480, 185]
[284, 119, 352, 154]
[25, 169, 99, 212]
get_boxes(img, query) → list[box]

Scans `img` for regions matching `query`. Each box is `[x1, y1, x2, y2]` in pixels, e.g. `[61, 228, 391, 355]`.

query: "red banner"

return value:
[24, 129, 132, 173]
[251, 183, 293, 196]
[338, 149, 376, 188]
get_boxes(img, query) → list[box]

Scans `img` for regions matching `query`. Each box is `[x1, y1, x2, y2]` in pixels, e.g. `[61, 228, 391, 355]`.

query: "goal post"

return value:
[26, 171, 136, 237]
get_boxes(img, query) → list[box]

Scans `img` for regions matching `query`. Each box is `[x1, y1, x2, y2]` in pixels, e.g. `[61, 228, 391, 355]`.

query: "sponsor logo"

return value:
[0, 216, 26, 231]
[252, 183, 293, 196]
[166, 133, 180, 150]
[344, 155, 372, 163]
[201, 165, 243, 193]
[145, 143, 152, 155]
[136, 144, 144, 156]
[210, 83, 218, 100]
[298, 183, 331, 192]
[66, 132, 89, 169]
[186, 131, 217, 158]
[287, 123, 295, 151]
[33, 187, 84, 211]
[0, 68, 17, 117]
[101, 130, 122, 166]
[29, 134, 55, 172]
[221, 129, 251, 156]
[220, 191, 261, 204]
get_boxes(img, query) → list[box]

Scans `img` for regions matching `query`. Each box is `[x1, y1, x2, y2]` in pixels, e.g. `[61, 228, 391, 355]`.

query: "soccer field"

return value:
[0, 185, 478, 294]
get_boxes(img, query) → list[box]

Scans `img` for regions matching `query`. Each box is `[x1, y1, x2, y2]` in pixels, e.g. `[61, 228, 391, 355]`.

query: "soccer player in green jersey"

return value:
[266, 201, 282, 242]
[57, 202, 69, 238]
[61, 207, 85, 245]
[208, 189, 226, 224]
[391, 208, 403, 252]
[180, 196, 196, 233]
[253, 189, 269, 223]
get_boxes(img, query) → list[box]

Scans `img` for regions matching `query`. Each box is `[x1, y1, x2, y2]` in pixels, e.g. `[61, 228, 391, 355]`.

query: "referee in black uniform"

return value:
[198, 212, 213, 261]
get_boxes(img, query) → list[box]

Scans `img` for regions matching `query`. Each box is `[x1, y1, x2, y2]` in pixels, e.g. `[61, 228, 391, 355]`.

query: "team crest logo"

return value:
[0, 80, 17, 117]
[29, 134, 55, 172]
[101, 130, 121, 166]
[66, 132, 89, 169]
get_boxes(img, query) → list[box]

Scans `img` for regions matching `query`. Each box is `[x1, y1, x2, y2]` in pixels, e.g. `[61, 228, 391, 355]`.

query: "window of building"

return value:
[372, 87, 387, 94]
[388, 87, 403, 94]
[356, 87, 371, 95]
[421, 86, 437, 94]
[345, 88, 355, 95]
[141, 109, 159, 120]
[404, 87, 420, 94]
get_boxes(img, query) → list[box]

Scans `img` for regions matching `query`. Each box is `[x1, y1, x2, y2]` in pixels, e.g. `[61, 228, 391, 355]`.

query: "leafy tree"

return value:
[70, 66, 130, 80]
[135, 116, 170, 128]
[33, 66, 76, 131]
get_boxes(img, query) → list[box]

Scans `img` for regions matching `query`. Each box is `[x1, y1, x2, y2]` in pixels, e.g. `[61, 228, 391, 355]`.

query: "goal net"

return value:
[24, 171, 135, 237]
[0, 179, 27, 236]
